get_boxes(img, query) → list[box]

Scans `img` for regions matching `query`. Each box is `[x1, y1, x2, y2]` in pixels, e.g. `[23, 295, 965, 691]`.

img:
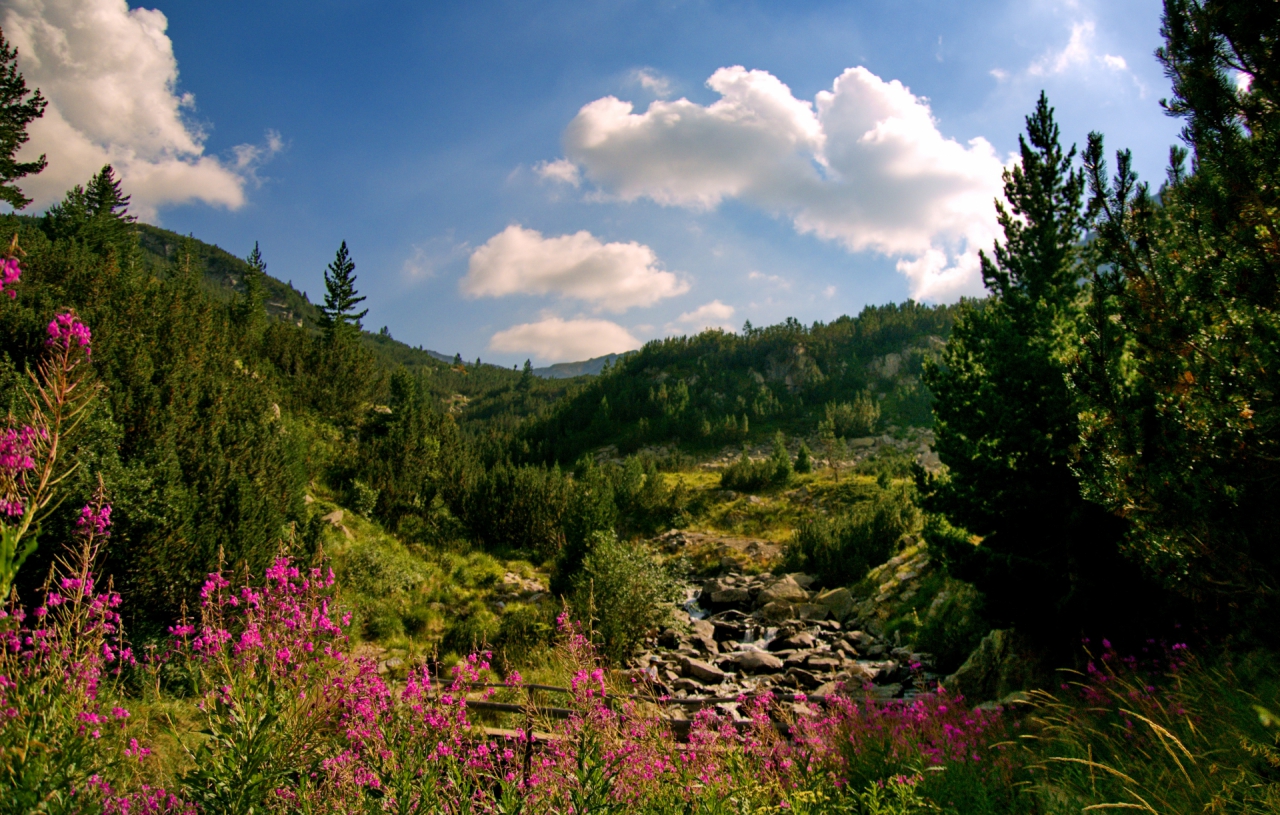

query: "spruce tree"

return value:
[923, 94, 1155, 647]
[320, 241, 367, 340]
[0, 28, 45, 210]
[234, 242, 267, 341]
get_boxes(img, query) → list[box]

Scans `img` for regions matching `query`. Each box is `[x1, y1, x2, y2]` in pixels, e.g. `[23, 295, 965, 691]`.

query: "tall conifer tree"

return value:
[320, 241, 367, 340]
[923, 94, 1154, 646]
[0, 27, 45, 209]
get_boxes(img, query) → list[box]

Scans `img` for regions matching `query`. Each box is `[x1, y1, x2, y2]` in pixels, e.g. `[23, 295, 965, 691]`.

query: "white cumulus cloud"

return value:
[489, 317, 642, 362]
[558, 65, 1007, 300]
[666, 299, 736, 334]
[462, 225, 689, 312]
[3, 0, 277, 220]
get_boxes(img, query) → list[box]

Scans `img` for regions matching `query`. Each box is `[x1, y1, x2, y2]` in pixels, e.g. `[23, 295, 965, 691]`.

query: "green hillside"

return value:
[519, 304, 960, 464]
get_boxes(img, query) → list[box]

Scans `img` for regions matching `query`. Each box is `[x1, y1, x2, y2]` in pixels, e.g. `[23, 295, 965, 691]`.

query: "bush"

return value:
[788, 485, 920, 586]
[720, 449, 773, 492]
[795, 441, 813, 473]
[442, 603, 502, 655]
[570, 531, 681, 662]
[349, 479, 379, 517]
[825, 392, 880, 438]
[361, 598, 406, 640]
[452, 551, 504, 588]
[769, 431, 793, 486]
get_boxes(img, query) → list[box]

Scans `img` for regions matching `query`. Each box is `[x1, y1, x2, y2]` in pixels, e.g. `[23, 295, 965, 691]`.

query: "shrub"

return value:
[442, 602, 501, 655]
[570, 531, 681, 662]
[720, 449, 773, 492]
[452, 551, 504, 588]
[788, 485, 920, 586]
[795, 441, 813, 473]
[0, 499, 161, 812]
[360, 597, 405, 640]
[769, 431, 793, 486]
[348, 478, 379, 517]
[825, 392, 880, 438]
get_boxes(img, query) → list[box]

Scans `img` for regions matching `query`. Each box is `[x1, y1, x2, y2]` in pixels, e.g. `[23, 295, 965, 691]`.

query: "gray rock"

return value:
[709, 588, 752, 608]
[681, 656, 727, 684]
[756, 575, 810, 606]
[805, 656, 843, 672]
[711, 620, 746, 642]
[788, 573, 817, 589]
[769, 632, 817, 652]
[690, 619, 716, 640]
[786, 668, 823, 689]
[944, 629, 1047, 703]
[757, 601, 797, 621]
[729, 651, 784, 673]
[812, 587, 855, 620]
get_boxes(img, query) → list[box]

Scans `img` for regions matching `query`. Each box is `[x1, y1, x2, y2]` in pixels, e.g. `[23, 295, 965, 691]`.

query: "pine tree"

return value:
[923, 94, 1154, 646]
[85, 165, 131, 219]
[0, 28, 46, 210]
[519, 358, 534, 391]
[234, 241, 267, 341]
[319, 241, 367, 340]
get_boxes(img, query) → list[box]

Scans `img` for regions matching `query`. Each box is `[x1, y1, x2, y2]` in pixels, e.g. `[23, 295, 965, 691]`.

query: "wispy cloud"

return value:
[665, 299, 736, 334]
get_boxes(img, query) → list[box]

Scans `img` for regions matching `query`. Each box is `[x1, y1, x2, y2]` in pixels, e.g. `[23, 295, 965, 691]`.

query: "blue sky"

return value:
[5, 0, 1182, 364]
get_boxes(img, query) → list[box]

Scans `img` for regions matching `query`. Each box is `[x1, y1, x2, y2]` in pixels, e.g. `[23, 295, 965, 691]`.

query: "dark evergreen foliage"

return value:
[0, 27, 45, 210]
[320, 241, 367, 338]
[922, 94, 1161, 648]
[1075, 0, 1280, 631]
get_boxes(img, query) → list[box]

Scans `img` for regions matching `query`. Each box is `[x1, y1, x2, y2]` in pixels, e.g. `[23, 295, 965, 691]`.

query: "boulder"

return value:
[769, 632, 817, 652]
[757, 601, 797, 621]
[812, 587, 855, 621]
[680, 656, 727, 685]
[804, 656, 843, 672]
[756, 575, 810, 607]
[786, 668, 823, 689]
[710, 620, 746, 642]
[729, 651, 784, 673]
[690, 619, 716, 640]
[709, 588, 752, 609]
[788, 573, 817, 589]
[943, 629, 1047, 703]
[793, 603, 829, 620]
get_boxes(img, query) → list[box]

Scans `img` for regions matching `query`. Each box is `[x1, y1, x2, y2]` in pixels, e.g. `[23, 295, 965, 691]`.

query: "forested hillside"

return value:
[519, 304, 957, 464]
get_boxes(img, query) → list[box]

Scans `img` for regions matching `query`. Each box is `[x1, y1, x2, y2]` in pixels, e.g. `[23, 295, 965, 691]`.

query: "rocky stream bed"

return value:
[629, 565, 941, 709]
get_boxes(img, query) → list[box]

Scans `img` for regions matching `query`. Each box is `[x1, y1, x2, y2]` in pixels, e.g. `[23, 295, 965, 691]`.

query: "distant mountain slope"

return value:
[518, 304, 962, 464]
[129, 223, 578, 427]
[533, 353, 632, 379]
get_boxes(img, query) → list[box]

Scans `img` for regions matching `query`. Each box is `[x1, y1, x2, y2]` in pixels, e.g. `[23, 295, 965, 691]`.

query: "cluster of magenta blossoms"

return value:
[0, 496, 192, 812]
[47, 309, 92, 356]
[0, 255, 19, 298]
[0, 424, 43, 517]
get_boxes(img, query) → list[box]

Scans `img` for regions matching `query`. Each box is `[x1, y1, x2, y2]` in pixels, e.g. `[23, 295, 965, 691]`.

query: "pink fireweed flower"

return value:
[78, 503, 112, 536]
[47, 311, 92, 355]
[0, 425, 41, 516]
[0, 257, 20, 299]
